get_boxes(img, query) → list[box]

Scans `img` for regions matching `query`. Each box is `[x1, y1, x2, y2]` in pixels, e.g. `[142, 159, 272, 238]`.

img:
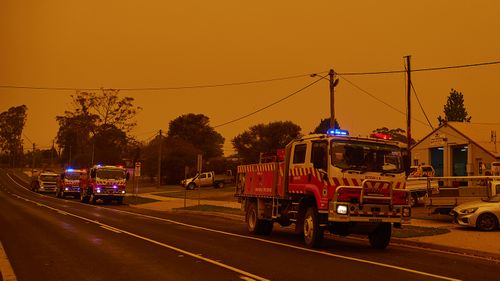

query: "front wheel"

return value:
[80, 190, 89, 203]
[215, 182, 224, 189]
[476, 213, 499, 231]
[187, 183, 196, 190]
[369, 223, 392, 249]
[303, 207, 323, 248]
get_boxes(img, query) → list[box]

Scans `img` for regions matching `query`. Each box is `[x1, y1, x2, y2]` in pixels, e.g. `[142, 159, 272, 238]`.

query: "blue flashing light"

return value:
[327, 128, 349, 136]
[66, 168, 74, 172]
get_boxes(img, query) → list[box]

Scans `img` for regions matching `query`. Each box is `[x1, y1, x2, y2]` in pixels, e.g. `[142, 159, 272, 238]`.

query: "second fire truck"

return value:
[236, 129, 411, 248]
[80, 165, 129, 204]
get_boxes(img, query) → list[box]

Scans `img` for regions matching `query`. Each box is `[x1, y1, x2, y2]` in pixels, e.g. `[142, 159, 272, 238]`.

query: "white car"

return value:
[450, 197, 500, 231]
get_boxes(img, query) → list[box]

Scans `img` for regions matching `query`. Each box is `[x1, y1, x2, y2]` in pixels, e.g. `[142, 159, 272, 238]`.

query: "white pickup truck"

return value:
[181, 170, 234, 190]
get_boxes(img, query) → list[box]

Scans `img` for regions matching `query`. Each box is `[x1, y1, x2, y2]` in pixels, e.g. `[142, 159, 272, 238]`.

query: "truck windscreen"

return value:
[96, 169, 125, 180]
[331, 140, 403, 173]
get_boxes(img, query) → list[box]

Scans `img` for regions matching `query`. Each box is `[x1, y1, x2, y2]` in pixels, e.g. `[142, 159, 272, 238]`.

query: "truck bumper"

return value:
[328, 202, 411, 224]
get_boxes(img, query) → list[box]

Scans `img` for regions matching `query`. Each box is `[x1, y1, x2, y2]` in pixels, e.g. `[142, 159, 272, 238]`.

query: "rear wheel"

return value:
[303, 207, 323, 248]
[476, 213, 499, 231]
[369, 223, 392, 249]
[246, 202, 271, 235]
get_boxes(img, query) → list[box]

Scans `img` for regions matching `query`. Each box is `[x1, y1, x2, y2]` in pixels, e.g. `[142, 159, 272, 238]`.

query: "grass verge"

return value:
[125, 196, 160, 205]
[174, 204, 244, 215]
[393, 225, 450, 238]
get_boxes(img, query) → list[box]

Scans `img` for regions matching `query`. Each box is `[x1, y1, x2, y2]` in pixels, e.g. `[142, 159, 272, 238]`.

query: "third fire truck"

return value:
[235, 129, 411, 249]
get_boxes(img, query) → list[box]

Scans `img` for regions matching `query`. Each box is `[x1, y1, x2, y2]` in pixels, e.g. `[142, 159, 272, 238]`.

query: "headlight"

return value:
[460, 207, 478, 214]
[96, 188, 101, 193]
[336, 204, 348, 215]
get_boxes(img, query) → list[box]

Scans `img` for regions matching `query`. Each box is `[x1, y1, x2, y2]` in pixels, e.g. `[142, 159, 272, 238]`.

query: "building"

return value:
[411, 122, 500, 177]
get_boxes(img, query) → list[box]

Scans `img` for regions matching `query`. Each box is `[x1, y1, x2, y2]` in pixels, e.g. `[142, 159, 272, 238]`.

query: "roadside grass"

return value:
[174, 204, 244, 215]
[125, 196, 160, 205]
[155, 187, 236, 201]
[393, 225, 450, 238]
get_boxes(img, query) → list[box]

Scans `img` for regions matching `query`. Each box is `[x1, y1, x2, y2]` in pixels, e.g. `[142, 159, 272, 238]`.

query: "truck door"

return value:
[311, 141, 330, 210]
[288, 142, 309, 193]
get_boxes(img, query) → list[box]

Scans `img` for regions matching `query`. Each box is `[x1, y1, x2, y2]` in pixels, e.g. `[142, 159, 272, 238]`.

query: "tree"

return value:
[0, 105, 27, 167]
[92, 124, 128, 165]
[312, 117, 340, 134]
[56, 89, 140, 167]
[167, 113, 224, 159]
[437, 89, 471, 125]
[371, 127, 415, 145]
[232, 121, 302, 164]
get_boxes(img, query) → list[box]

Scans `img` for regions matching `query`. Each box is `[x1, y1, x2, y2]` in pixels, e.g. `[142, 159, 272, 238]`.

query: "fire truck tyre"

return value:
[246, 202, 266, 234]
[116, 197, 124, 205]
[303, 207, 323, 248]
[187, 183, 196, 190]
[369, 223, 392, 249]
[476, 213, 498, 231]
[410, 194, 418, 207]
[89, 193, 96, 204]
[80, 191, 89, 203]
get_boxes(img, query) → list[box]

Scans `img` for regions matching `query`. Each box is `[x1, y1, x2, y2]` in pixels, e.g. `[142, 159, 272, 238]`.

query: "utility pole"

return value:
[405, 55, 412, 167]
[157, 129, 162, 187]
[329, 69, 339, 129]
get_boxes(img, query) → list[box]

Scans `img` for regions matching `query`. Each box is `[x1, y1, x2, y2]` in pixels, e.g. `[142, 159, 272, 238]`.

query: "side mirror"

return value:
[318, 169, 328, 181]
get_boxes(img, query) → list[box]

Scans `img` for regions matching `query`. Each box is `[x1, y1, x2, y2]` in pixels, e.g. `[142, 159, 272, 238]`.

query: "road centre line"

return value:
[6, 173, 460, 281]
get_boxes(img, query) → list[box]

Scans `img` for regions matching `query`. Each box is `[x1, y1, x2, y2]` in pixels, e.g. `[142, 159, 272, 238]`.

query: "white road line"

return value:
[0, 240, 17, 281]
[5, 173, 461, 281]
[3, 187, 269, 281]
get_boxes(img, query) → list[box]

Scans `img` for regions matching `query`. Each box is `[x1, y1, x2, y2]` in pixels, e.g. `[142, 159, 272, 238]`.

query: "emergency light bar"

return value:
[370, 133, 392, 140]
[327, 128, 349, 136]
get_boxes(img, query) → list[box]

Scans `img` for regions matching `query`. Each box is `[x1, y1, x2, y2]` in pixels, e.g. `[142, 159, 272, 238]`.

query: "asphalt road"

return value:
[0, 169, 498, 281]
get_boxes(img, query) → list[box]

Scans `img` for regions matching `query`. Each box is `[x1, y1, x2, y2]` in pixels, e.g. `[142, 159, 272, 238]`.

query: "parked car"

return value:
[450, 182, 500, 231]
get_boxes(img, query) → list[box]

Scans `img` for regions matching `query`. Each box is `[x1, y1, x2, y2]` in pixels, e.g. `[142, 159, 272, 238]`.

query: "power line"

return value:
[337, 74, 430, 127]
[0, 72, 323, 92]
[1, 60, 499, 91]
[337, 60, 500, 76]
[410, 80, 434, 130]
[213, 76, 325, 128]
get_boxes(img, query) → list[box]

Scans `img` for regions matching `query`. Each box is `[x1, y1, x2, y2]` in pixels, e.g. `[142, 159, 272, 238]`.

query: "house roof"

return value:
[413, 122, 500, 158]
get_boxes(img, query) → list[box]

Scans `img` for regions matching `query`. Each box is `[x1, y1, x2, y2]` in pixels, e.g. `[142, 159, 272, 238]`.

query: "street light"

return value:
[311, 69, 339, 129]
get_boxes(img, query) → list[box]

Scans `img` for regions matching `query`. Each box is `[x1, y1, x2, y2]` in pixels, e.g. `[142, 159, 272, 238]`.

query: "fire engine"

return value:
[235, 129, 411, 249]
[56, 168, 86, 198]
[80, 165, 129, 204]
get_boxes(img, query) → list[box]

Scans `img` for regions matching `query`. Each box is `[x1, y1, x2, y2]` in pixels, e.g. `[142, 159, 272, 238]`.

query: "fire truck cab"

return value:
[236, 129, 411, 248]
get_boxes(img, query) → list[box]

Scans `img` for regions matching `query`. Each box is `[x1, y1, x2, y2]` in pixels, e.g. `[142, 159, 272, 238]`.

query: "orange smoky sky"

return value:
[1, 1, 499, 155]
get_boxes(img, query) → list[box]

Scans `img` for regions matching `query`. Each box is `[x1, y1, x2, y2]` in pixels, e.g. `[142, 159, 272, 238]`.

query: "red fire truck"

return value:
[80, 165, 129, 204]
[235, 129, 411, 248]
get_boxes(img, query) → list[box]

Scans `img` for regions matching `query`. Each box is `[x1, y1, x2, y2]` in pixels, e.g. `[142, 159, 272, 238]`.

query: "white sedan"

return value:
[450, 197, 500, 231]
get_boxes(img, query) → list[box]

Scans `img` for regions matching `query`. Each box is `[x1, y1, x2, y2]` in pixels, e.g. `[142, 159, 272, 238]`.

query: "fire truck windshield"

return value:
[96, 169, 126, 180]
[65, 173, 81, 180]
[331, 140, 403, 173]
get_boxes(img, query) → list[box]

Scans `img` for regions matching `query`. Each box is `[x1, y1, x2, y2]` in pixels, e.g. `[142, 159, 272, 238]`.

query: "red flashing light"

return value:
[370, 133, 392, 140]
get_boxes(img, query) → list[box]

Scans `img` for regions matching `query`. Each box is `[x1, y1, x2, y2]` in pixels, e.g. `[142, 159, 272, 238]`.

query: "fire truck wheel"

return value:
[410, 194, 418, 207]
[246, 202, 267, 234]
[369, 223, 392, 249]
[89, 193, 96, 204]
[80, 191, 88, 203]
[303, 207, 323, 248]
